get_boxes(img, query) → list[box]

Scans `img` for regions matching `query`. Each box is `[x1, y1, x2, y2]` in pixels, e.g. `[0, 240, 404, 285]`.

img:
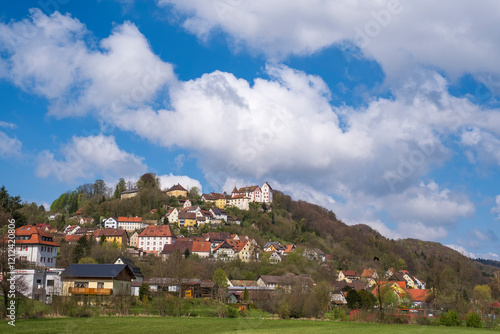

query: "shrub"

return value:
[439, 310, 461, 327]
[277, 302, 291, 319]
[226, 306, 239, 318]
[466, 312, 483, 328]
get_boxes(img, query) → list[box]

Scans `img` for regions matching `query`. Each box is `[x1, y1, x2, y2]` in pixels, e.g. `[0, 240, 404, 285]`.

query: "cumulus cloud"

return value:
[36, 134, 147, 183]
[0, 9, 176, 118]
[160, 0, 500, 81]
[0, 131, 22, 158]
[158, 173, 202, 193]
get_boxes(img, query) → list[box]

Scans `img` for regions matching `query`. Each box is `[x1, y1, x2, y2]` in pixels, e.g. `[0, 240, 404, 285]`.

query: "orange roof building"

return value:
[14, 225, 60, 267]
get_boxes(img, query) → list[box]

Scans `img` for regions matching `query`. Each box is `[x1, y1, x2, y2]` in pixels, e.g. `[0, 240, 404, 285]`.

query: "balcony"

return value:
[69, 287, 113, 295]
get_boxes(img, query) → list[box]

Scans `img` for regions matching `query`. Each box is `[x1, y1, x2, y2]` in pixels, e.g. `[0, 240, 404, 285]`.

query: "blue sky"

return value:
[1, 0, 499, 259]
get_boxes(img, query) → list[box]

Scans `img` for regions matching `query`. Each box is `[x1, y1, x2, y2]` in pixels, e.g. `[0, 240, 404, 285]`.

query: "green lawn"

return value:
[1, 317, 498, 334]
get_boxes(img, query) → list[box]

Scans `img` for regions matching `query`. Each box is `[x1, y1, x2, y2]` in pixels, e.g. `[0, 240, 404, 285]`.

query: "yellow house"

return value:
[166, 184, 188, 197]
[178, 212, 197, 228]
[215, 197, 227, 209]
[62, 264, 135, 298]
[93, 228, 128, 246]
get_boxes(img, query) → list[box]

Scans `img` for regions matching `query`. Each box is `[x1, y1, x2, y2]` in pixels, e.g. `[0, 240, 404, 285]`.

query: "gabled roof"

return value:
[118, 216, 143, 223]
[139, 225, 174, 238]
[192, 241, 211, 253]
[14, 225, 60, 247]
[203, 232, 231, 241]
[284, 244, 295, 253]
[258, 275, 282, 284]
[341, 270, 359, 277]
[62, 264, 135, 279]
[235, 185, 260, 193]
[64, 234, 91, 243]
[160, 240, 192, 254]
[405, 289, 428, 302]
[490, 300, 500, 308]
[167, 184, 187, 192]
[114, 256, 144, 278]
[361, 269, 377, 278]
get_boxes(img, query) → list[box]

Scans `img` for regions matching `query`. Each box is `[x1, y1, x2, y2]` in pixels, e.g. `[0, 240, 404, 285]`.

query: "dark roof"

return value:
[114, 256, 144, 278]
[167, 184, 188, 192]
[62, 264, 135, 279]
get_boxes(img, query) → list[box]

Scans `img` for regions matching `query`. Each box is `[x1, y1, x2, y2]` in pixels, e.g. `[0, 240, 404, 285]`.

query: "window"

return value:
[97, 282, 104, 289]
[47, 280, 54, 287]
[74, 282, 88, 288]
[37, 279, 42, 284]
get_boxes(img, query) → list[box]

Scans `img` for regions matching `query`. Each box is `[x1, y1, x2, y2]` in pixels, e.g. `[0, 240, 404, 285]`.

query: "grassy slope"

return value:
[1, 317, 497, 334]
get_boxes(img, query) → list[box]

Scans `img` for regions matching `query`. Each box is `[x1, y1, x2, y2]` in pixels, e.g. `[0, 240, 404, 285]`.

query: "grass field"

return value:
[1, 317, 498, 334]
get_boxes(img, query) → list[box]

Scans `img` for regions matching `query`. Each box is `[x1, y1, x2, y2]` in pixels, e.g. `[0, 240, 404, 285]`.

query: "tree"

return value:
[136, 173, 160, 190]
[93, 179, 107, 197]
[114, 178, 127, 199]
[0, 186, 26, 227]
[72, 236, 92, 263]
[212, 268, 229, 317]
[346, 289, 361, 309]
[243, 287, 249, 303]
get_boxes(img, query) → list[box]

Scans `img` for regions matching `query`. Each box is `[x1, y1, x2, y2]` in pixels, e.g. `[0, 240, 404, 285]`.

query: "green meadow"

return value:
[1, 317, 498, 334]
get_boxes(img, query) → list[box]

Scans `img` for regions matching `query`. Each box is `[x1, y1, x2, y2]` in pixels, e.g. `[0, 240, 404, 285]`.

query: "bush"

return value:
[277, 302, 291, 319]
[329, 307, 348, 321]
[466, 312, 483, 328]
[439, 310, 461, 327]
[226, 306, 239, 318]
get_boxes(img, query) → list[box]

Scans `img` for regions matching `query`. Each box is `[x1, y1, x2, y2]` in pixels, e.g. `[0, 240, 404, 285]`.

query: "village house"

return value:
[138, 225, 176, 255]
[178, 211, 197, 228]
[227, 194, 250, 210]
[11, 268, 64, 302]
[117, 216, 146, 232]
[338, 270, 360, 283]
[331, 290, 348, 306]
[64, 234, 92, 244]
[360, 268, 378, 287]
[128, 231, 139, 248]
[62, 264, 135, 297]
[209, 208, 228, 224]
[303, 248, 326, 262]
[268, 251, 282, 264]
[166, 184, 188, 197]
[63, 225, 80, 235]
[201, 192, 227, 209]
[93, 229, 128, 246]
[113, 256, 144, 282]
[120, 189, 138, 200]
[261, 182, 273, 203]
[103, 217, 118, 229]
[79, 217, 94, 225]
[212, 240, 235, 261]
[14, 225, 60, 267]
[257, 273, 315, 292]
[166, 208, 179, 224]
[232, 185, 262, 202]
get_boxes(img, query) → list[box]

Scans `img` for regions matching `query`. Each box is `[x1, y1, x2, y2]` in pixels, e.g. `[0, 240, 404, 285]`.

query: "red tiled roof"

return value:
[342, 270, 358, 277]
[361, 269, 376, 278]
[405, 289, 428, 302]
[284, 244, 295, 253]
[490, 301, 500, 308]
[230, 194, 247, 199]
[13, 225, 60, 247]
[192, 241, 211, 253]
[227, 239, 248, 252]
[118, 216, 142, 222]
[139, 225, 174, 238]
[65, 234, 91, 243]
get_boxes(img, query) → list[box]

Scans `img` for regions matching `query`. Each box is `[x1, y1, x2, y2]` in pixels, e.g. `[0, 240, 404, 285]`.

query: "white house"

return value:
[231, 185, 262, 202]
[138, 225, 176, 254]
[261, 182, 273, 203]
[15, 225, 60, 268]
[103, 217, 118, 229]
[166, 208, 179, 224]
[117, 216, 146, 231]
[227, 195, 250, 210]
[11, 268, 64, 302]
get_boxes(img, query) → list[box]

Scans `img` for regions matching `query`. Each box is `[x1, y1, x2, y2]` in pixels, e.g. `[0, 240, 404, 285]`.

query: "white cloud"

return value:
[0, 9, 176, 118]
[492, 195, 500, 220]
[0, 121, 16, 129]
[160, 0, 500, 81]
[0, 131, 22, 158]
[158, 173, 202, 193]
[36, 134, 147, 183]
[446, 244, 476, 258]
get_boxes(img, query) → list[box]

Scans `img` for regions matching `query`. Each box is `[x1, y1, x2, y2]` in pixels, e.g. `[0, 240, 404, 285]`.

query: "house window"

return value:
[97, 282, 104, 289]
[47, 280, 54, 287]
[74, 282, 88, 288]
[37, 279, 42, 284]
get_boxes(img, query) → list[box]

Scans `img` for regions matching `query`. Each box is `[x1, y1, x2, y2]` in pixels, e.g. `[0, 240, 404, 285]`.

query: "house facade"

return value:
[166, 208, 179, 224]
[166, 184, 188, 197]
[117, 217, 146, 231]
[103, 217, 118, 229]
[11, 268, 64, 302]
[93, 229, 128, 245]
[227, 194, 250, 210]
[120, 189, 138, 200]
[138, 225, 176, 254]
[129, 231, 139, 248]
[178, 211, 197, 228]
[338, 270, 360, 283]
[15, 225, 60, 267]
[62, 264, 135, 297]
